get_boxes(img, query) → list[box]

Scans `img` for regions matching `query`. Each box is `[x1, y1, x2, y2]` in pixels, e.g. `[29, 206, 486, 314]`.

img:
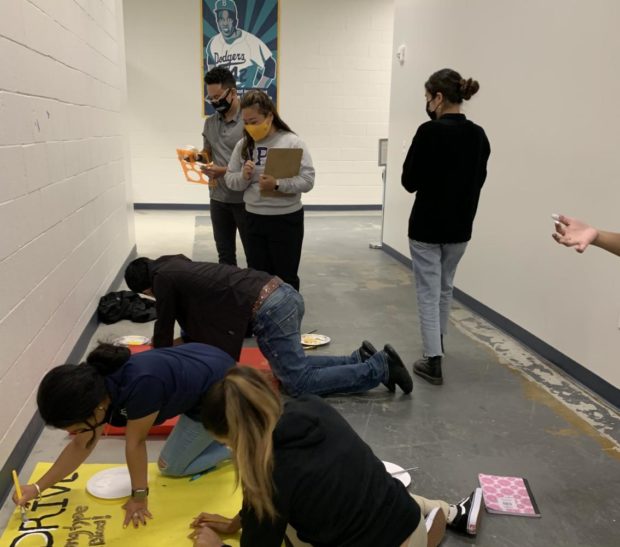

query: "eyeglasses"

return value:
[206, 88, 231, 104]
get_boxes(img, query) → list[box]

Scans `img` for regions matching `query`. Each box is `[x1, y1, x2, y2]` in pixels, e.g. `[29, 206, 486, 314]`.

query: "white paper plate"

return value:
[301, 333, 331, 347]
[113, 335, 151, 347]
[383, 461, 412, 488]
[86, 466, 137, 499]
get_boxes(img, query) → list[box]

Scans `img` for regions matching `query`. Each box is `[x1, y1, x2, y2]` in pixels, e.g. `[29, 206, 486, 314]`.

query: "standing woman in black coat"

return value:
[402, 68, 491, 385]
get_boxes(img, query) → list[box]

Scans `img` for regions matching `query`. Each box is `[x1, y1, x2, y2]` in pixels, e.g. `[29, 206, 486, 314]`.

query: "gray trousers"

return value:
[409, 240, 468, 357]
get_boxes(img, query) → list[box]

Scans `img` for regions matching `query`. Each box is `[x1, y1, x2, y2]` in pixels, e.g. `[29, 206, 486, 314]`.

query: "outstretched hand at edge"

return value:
[552, 214, 599, 253]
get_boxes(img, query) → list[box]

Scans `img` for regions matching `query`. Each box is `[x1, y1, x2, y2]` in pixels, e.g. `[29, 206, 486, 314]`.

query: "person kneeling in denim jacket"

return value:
[125, 254, 413, 397]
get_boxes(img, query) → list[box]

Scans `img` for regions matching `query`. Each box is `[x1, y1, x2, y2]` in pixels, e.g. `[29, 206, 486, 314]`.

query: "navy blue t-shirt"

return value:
[104, 343, 234, 426]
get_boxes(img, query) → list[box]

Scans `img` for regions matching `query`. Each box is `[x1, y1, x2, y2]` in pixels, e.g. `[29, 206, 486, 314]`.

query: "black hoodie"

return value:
[240, 396, 420, 546]
[148, 254, 272, 359]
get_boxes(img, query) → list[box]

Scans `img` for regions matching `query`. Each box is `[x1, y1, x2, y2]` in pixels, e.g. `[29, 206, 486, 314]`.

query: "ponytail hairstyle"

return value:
[37, 343, 130, 429]
[240, 90, 294, 161]
[425, 68, 480, 104]
[86, 343, 131, 370]
[201, 367, 283, 521]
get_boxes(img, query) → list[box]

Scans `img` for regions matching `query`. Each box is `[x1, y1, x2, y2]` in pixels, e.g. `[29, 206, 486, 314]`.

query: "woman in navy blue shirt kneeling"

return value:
[12, 342, 234, 529]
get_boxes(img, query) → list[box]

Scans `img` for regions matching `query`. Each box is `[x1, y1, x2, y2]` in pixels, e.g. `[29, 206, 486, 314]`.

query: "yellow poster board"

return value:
[1, 462, 242, 547]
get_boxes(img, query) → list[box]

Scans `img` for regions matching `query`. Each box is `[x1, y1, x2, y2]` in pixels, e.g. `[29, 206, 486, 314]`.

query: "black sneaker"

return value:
[357, 340, 377, 362]
[383, 344, 413, 394]
[413, 356, 443, 385]
[448, 488, 482, 536]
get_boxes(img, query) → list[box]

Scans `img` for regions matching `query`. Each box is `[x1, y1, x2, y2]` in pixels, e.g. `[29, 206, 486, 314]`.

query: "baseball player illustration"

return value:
[205, 0, 276, 90]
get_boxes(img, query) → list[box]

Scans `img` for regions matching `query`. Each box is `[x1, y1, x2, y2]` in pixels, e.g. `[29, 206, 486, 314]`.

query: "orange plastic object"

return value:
[176, 148, 215, 187]
[104, 417, 178, 436]
[237, 347, 280, 391]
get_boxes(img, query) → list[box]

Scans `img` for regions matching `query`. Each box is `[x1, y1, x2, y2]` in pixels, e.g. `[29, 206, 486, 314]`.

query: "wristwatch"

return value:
[131, 488, 149, 499]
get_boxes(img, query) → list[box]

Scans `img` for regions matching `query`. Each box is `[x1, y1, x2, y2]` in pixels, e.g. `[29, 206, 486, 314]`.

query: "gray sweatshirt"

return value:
[224, 130, 315, 215]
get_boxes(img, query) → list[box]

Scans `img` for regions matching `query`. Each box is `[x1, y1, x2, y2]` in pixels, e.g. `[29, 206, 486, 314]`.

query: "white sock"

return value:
[447, 505, 457, 524]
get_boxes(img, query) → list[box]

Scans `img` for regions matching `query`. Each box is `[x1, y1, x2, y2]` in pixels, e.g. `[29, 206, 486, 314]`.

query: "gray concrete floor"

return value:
[1, 211, 619, 546]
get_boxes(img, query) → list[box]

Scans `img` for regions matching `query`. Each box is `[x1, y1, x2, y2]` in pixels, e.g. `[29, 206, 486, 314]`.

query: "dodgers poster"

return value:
[202, 0, 278, 116]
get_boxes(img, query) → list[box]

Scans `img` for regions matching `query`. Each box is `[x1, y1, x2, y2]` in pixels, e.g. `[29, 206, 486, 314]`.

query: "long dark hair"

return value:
[240, 90, 294, 160]
[202, 367, 283, 521]
[37, 343, 130, 428]
[425, 68, 480, 104]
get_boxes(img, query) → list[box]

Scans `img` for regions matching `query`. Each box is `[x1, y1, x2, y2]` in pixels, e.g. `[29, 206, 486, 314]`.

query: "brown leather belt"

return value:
[252, 277, 283, 317]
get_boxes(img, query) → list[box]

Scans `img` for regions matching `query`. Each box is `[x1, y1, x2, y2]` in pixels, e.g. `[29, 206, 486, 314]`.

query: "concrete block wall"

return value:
[278, 0, 394, 205]
[125, 0, 394, 205]
[0, 0, 135, 465]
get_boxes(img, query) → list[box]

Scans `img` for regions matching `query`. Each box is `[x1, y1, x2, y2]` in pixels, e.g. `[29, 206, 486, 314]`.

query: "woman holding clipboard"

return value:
[225, 90, 314, 291]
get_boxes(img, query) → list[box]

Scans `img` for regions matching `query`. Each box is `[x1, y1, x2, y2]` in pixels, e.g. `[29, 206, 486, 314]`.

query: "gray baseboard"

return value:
[0, 245, 138, 507]
[381, 242, 620, 410]
[134, 203, 382, 211]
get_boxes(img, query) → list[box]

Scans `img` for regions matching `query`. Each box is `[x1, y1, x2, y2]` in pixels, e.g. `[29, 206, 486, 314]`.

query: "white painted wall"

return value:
[0, 0, 135, 464]
[124, 0, 393, 205]
[384, 0, 620, 388]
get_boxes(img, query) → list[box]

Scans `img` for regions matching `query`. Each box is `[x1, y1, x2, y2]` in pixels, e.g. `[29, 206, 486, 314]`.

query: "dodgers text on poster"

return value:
[202, 0, 278, 116]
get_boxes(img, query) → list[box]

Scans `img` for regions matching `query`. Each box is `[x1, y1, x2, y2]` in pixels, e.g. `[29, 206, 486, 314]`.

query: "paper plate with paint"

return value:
[383, 461, 412, 488]
[301, 333, 331, 347]
[113, 335, 151, 347]
[86, 466, 136, 499]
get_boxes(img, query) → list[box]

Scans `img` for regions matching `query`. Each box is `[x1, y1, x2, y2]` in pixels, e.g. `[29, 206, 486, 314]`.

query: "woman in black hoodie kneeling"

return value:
[188, 367, 483, 547]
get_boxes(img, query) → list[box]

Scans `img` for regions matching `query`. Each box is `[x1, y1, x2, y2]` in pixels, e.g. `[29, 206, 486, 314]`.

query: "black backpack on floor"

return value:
[97, 291, 157, 324]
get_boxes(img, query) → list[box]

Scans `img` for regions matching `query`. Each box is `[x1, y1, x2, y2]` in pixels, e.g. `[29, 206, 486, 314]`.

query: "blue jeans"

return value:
[409, 240, 468, 357]
[253, 284, 388, 396]
[158, 414, 230, 477]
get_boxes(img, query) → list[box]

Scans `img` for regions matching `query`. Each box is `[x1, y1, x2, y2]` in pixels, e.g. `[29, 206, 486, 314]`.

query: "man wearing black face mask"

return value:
[201, 66, 248, 266]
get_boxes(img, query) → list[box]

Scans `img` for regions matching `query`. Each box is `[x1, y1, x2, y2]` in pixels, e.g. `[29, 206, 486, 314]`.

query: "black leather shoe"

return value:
[384, 344, 413, 394]
[413, 356, 443, 385]
[358, 340, 378, 362]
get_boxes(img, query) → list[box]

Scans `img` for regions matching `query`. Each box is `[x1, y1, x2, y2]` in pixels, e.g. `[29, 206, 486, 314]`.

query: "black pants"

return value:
[210, 199, 248, 266]
[245, 208, 304, 291]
